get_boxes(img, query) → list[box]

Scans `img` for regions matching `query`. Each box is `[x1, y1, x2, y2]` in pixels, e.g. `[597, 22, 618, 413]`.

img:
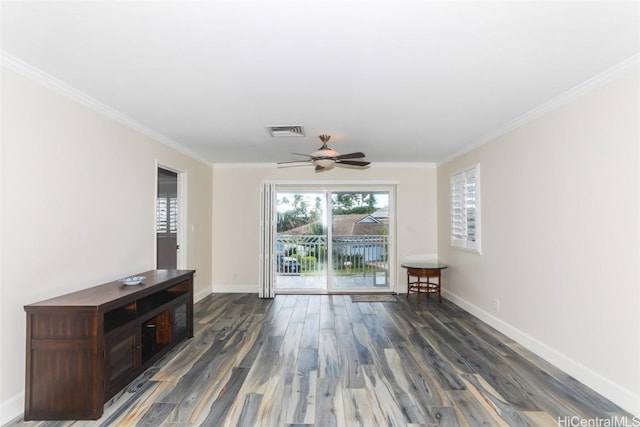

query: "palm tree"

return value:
[363, 193, 377, 210]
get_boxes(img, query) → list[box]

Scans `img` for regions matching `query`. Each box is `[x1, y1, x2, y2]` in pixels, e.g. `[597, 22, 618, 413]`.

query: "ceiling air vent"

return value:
[266, 125, 305, 137]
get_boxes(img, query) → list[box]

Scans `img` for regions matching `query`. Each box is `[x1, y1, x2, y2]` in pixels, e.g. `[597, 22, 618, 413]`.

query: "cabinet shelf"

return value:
[24, 269, 195, 421]
[137, 289, 188, 316]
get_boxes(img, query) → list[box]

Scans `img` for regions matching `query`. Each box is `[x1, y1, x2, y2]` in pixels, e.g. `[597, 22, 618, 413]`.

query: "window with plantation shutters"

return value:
[450, 164, 481, 253]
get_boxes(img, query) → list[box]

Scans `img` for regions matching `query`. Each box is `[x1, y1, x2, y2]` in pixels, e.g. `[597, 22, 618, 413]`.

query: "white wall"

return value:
[0, 67, 214, 423]
[437, 69, 640, 414]
[212, 165, 438, 293]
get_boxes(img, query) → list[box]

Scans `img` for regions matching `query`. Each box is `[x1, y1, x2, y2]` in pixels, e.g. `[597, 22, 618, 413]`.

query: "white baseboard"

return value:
[1, 392, 23, 425]
[194, 286, 213, 303]
[442, 289, 640, 417]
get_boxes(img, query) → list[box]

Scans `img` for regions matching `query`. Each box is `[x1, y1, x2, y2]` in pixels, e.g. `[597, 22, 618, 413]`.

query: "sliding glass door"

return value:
[330, 191, 390, 290]
[275, 190, 328, 291]
[275, 186, 393, 293]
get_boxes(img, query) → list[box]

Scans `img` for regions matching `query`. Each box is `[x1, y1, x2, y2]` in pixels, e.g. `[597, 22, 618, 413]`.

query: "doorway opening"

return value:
[156, 168, 179, 269]
[274, 186, 394, 293]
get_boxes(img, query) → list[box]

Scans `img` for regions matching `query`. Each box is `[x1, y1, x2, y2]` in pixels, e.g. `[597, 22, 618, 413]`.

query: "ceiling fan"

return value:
[277, 135, 370, 172]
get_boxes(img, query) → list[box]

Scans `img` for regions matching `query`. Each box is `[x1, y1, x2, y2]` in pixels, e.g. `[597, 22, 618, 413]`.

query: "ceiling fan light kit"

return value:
[277, 134, 370, 172]
[314, 158, 336, 168]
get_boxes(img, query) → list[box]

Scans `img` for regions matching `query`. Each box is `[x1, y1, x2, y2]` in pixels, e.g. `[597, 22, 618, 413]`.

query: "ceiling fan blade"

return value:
[335, 152, 365, 160]
[336, 160, 371, 167]
[277, 159, 311, 165]
[291, 152, 313, 158]
[278, 163, 313, 168]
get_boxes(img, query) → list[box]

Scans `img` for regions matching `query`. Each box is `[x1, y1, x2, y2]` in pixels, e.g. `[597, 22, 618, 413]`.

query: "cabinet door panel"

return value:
[104, 327, 140, 397]
[173, 300, 188, 339]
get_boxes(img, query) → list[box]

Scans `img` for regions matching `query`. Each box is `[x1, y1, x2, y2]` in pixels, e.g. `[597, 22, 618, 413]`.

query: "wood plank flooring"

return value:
[6, 293, 633, 426]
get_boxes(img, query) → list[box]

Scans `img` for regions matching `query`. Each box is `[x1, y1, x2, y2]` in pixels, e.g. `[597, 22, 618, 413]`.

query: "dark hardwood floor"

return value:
[7, 293, 632, 426]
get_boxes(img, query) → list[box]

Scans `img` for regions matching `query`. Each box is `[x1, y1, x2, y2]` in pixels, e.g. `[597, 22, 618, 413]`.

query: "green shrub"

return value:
[300, 256, 317, 271]
[285, 247, 298, 256]
[332, 252, 364, 269]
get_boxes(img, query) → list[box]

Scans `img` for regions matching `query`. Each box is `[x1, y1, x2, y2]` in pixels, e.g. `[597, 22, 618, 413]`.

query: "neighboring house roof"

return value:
[282, 213, 387, 236]
[281, 222, 317, 236]
[371, 208, 389, 220]
[356, 215, 381, 224]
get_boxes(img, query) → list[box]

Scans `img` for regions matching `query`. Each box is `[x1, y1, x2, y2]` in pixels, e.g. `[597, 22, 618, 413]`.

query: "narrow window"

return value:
[450, 164, 481, 253]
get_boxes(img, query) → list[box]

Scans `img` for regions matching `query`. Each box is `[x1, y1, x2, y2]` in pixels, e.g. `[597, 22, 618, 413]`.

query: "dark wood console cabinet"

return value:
[24, 269, 195, 420]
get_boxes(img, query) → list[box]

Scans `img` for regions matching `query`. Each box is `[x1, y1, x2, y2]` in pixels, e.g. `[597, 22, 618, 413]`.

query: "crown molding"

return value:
[437, 53, 640, 166]
[213, 163, 278, 169]
[1, 51, 213, 167]
[371, 162, 436, 168]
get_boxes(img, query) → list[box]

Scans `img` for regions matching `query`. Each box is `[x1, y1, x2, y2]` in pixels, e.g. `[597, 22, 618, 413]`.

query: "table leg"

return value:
[406, 271, 410, 299]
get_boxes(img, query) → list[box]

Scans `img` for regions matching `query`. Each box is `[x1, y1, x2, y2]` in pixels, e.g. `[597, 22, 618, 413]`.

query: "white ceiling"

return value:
[1, 1, 638, 165]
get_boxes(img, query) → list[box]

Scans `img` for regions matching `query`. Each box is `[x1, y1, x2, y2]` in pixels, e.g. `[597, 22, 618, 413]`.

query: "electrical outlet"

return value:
[493, 299, 500, 312]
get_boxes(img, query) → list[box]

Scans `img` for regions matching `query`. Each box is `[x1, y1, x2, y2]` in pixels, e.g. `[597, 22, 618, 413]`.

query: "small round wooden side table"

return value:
[401, 261, 448, 304]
